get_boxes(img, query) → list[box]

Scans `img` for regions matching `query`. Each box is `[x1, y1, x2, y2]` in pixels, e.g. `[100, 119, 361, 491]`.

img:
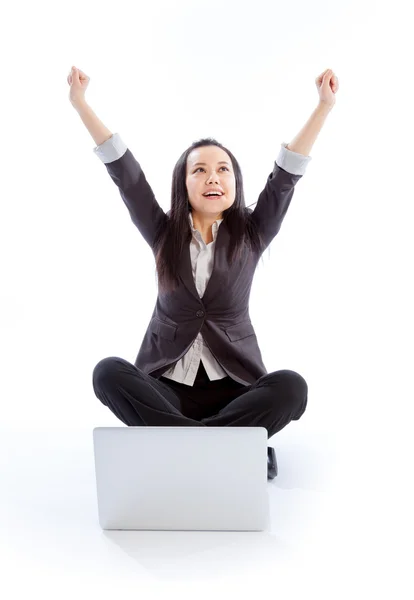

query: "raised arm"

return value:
[68, 67, 167, 248]
[92, 133, 167, 248]
[250, 102, 333, 249]
[72, 99, 113, 147]
[250, 141, 312, 250]
[250, 67, 338, 249]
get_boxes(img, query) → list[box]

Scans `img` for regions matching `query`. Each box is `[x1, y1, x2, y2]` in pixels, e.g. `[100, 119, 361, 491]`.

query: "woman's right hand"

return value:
[67, 66, 90, 106]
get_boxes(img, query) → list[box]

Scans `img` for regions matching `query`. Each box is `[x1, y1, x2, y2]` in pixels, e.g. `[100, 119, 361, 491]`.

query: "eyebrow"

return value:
[192, 161, 231, 167]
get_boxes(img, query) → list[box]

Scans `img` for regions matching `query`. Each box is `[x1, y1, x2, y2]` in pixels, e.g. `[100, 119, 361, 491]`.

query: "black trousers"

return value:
[92, 357, 308, 440]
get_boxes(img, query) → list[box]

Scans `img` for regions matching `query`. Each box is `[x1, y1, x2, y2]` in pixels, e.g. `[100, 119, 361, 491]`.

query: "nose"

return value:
[207, 172, 220, 183]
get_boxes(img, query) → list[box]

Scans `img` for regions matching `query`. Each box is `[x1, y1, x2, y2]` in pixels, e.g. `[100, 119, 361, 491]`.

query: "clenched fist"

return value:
[67, 66, 90, 107]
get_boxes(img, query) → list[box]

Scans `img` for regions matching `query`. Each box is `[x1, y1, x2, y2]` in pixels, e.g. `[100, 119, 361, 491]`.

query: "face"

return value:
[186, 145, 236, 217]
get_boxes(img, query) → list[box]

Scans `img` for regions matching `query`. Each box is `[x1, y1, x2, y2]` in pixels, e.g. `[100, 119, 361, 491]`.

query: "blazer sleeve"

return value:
[250, 143, 312, 250]
[93, 133, 167, 249]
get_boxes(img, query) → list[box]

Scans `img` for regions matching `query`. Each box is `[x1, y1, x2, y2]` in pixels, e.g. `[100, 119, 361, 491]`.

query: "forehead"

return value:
[187, 146, 231, 167]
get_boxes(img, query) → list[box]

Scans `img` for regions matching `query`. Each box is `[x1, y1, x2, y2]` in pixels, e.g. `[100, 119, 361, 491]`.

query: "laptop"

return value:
[93, 426, 270, 531]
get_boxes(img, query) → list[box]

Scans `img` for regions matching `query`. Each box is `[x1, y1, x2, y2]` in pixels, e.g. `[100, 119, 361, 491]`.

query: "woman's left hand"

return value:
[316, 68, 339, 109]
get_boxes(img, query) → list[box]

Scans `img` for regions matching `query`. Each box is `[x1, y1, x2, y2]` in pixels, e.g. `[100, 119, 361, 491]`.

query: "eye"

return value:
[195, 166, 229, 173]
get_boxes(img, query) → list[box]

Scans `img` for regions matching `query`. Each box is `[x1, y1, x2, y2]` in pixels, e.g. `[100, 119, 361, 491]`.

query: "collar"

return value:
[188, 211, 224, 231]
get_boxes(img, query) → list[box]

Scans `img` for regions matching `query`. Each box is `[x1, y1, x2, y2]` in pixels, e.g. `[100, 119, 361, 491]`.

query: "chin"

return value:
[189, 198, 235, 213]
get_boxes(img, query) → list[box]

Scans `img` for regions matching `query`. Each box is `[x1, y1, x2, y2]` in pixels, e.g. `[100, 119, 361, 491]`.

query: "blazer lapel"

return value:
[179, 241, 200, 300]
[178, 220, 229, 303]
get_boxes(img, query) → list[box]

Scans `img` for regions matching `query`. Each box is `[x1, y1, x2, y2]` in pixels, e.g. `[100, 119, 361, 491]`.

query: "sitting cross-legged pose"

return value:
[68, 65, 339, 479]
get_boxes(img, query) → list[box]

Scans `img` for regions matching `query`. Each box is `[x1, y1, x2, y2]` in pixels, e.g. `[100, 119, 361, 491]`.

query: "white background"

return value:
[1, 0, 413, 597]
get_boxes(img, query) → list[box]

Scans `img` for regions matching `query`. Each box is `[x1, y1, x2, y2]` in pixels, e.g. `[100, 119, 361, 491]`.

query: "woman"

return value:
[68, 66, 338, 479]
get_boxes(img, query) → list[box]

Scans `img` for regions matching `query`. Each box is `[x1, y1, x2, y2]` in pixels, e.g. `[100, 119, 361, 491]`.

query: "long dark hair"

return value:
[153, 137, 267, 293]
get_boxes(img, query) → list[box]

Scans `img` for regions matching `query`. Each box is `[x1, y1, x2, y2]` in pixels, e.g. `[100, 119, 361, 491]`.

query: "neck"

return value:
[191, 210, 222, 244]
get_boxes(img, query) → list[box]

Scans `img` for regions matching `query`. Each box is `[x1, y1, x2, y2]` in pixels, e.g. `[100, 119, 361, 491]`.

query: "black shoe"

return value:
[267, 446, 278, 480]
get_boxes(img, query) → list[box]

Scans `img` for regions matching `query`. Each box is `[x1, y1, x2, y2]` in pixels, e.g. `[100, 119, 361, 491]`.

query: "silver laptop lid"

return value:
[93, 426, 270, 531]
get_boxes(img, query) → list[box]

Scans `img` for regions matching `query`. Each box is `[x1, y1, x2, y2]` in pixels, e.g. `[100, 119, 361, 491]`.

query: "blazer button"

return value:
[196, 310, 204, 317]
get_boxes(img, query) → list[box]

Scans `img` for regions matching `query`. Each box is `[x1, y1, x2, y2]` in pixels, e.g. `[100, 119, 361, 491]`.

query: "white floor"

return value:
[1, 422, 411, 599]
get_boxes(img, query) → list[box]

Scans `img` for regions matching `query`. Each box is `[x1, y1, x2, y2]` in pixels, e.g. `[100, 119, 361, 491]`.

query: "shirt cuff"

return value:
[276, 142, 312, 176]
[92, 132, 128, 164]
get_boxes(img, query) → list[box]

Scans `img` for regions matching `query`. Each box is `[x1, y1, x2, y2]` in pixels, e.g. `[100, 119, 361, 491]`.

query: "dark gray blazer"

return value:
[102, 146, 306, 386]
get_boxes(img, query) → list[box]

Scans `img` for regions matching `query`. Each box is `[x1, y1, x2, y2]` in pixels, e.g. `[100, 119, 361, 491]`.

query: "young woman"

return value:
[68, 66, 338, 479]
